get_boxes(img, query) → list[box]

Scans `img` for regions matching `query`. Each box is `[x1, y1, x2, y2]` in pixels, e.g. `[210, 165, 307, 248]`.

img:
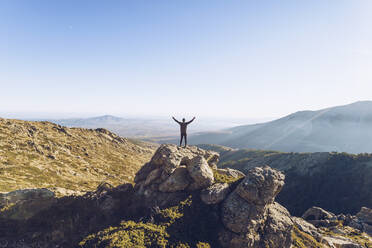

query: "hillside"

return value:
[0, 118, 157, 195]
[188, 101, 372, 153]
[199, 144, 372, 216]
[0, 145, 371, 247]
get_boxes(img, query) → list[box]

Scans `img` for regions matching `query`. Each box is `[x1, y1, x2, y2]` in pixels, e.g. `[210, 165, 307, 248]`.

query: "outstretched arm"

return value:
[172, 116, 181, 124]
[186, 117, 196, 124]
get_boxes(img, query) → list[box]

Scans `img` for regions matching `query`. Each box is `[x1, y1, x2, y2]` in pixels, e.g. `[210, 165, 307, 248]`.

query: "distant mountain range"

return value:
[36, 115, 181, 138]
[35, 115, 256, 140]
[187, 101, 372, 153]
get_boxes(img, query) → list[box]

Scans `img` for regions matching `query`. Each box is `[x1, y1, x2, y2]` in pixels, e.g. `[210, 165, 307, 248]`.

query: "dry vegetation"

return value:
[0, 118, 157, 195]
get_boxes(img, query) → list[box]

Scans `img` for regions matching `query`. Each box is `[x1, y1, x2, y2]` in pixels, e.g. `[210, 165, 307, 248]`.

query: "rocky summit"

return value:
[0, 144, 371, 247]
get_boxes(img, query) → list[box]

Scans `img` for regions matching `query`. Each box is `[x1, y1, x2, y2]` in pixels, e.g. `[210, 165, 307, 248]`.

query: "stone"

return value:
[144, 168, 162, 186]
[292, 217, 321, 239]
[221, 191, 267, 234]
[200, 183, 231, 205]
[216, 168, 245, 179]
[150, 144, 184, 174]
[134, 162, 158, 183]
[187, 156, 214, 190]
[158, 166, 191, 192]
[261, 202, 293, 248]
[236, 166, 285, 205]
[362, 223, 372, 236]
[0, 188, 56, 220]
[302, 206, 335, 221]
[0, 188, 55, 207]
[322, 236, 363, 248]
[148, 144, 218, 176]
[356, 207, 372, 225]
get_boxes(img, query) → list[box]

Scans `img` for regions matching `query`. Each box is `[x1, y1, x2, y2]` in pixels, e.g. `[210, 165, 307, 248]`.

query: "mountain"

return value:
[0, 118, 157, 195]
[199, 144, 372, 216]
[188, 101, 372, 153]
[0, 144, 371, 247]
[37, 115, 180, 139]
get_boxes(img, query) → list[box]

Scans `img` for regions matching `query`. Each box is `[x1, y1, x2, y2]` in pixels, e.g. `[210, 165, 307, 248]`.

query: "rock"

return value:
[158, 166, 191, 192]
[134, 162, 158, 183]
[362, 223, 372, 236]
[322, 236, 363, 248]
[0, 188, 55, 207]
[292, 217, 321, 239]
[235, 166, 285, 205]
[301, 206, 341, 228]
[302, 206, 335, 221]
[356, 207, 372, 225]
[150, 144, 184, 174]
[187, 156, 214, 190]
[144, 168, 162, 186]
[145, 144, 218, 178]
[205, 151, 220, 168]
[221, 190, 267, 234]
[261, 202, 293, 248]
[220, 166, 293, 248]
[201, 183, 231, 205]
[0, 188, 56, 220]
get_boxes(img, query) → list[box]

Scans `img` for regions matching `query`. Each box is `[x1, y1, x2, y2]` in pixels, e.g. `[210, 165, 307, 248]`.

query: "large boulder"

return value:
[302, 206, 335, 221]
[0, 188, 56, 220]
[200, 183, 231, 205]
[187, 156, 214, 190]
[261, 202, 293, 248]
[159, 166, 191, 192]
[219, 166, 293, 248]
[235, 166, 285, 206]
[222, 190, 267, 234]
[133, 145, 219, 208]
[149, 144, 219, 175]
[356, 207, 372, 225]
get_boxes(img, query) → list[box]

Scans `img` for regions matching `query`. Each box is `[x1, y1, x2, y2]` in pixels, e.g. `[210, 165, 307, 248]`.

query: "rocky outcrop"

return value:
[1, 144, 370, 248]
[134, 144, 219, 207]
[220, 166, 292, 248]
[296, 206, 372, 247]
[133, 145, 295, 247]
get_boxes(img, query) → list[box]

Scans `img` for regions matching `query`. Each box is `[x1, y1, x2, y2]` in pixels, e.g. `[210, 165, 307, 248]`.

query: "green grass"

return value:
[291, 225, 323, 248]
[212, 169, 243, 184]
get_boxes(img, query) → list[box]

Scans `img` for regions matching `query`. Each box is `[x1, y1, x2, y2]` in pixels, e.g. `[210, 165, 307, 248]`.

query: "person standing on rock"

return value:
[172, 116, 195, 147]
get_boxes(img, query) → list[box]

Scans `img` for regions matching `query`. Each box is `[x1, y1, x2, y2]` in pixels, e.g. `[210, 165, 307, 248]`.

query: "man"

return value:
[172, 116, 196, 147]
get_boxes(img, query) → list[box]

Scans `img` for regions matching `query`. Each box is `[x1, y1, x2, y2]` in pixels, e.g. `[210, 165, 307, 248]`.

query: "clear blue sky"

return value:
[1, 0, 371, 119]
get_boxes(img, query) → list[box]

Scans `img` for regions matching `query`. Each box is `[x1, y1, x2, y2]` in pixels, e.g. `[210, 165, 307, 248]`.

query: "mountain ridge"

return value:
[187, 101, 372, 153]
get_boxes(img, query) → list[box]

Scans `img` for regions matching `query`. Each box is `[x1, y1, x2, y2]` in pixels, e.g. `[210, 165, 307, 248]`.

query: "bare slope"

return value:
[189, 101, 372, 153]
[0, 118, 156, 194]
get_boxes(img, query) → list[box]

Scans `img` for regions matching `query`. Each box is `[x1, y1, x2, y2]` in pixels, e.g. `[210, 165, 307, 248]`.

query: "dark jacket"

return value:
[173, 117, 195, 134]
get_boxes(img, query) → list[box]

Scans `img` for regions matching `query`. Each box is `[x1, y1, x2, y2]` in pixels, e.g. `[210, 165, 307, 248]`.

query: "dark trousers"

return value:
[180, 133, 187, 146]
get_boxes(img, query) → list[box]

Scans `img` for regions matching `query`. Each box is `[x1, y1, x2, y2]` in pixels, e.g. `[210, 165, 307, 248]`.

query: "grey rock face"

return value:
[262, 202, 293, 248]
[220, 166, 293, 248]
[144, 168, 162, 186]
[356, 207, 372, 225]
[187, 156, 214, 190]
[133, 144, 219, 207]
[0, 188, 56, 220]
[200, 183, 231, 205]
[222, 190, 267, 234]
[235, 166, 285, 205]
[159, 166, 191, 192]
